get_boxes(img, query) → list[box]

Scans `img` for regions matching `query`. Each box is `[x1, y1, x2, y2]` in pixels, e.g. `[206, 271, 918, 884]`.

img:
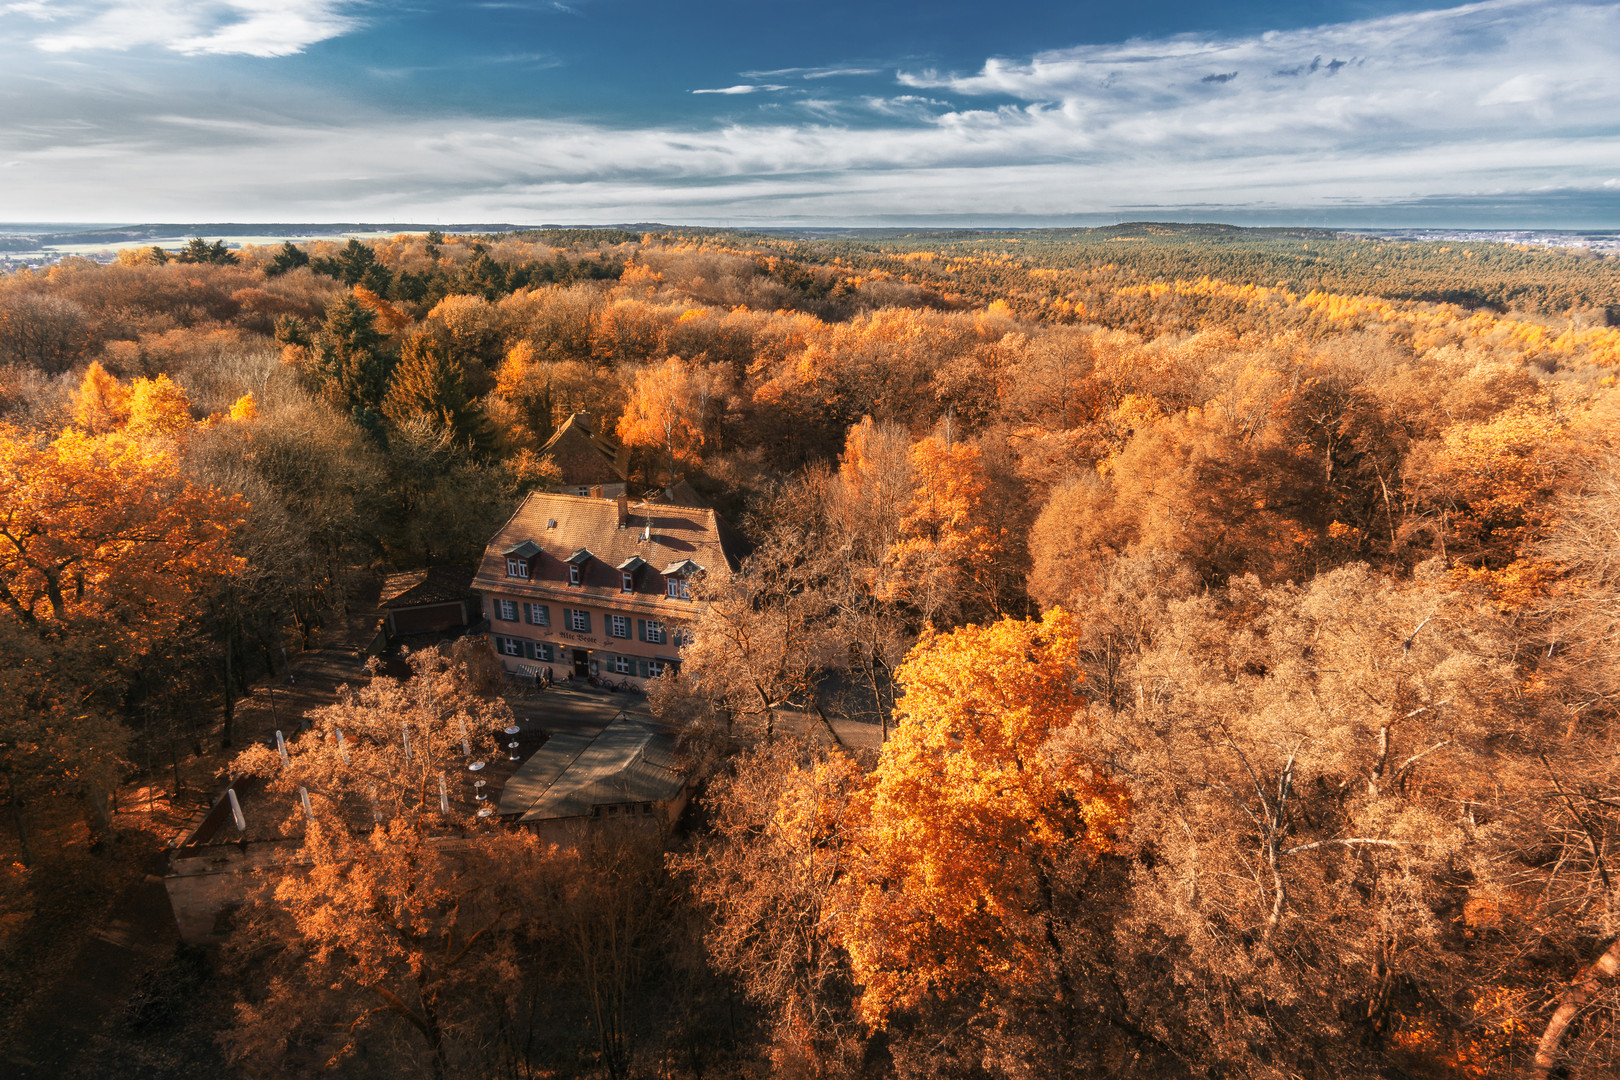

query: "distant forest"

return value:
[2, 223, 1620, 1079]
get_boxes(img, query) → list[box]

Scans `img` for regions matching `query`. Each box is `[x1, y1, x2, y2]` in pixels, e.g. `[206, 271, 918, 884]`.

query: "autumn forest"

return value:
[3, 223, 1620, 1079]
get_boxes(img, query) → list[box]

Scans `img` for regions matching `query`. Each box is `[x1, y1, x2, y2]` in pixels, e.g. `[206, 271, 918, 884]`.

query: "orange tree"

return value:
[226, 646, 545, 1079]
[832, 610, 1129, 1060]
[0, 421, 244, 842]
[883, 435, 1012, 627]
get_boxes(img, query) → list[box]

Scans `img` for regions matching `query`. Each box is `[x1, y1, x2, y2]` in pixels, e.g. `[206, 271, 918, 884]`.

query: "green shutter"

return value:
[637, 658, 648, 678]
[582, 612, 592, 634]
[637, 619, 646, 641]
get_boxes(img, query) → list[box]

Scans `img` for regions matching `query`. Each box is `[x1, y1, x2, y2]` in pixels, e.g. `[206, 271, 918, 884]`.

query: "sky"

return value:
[1, 0, 1618, 227]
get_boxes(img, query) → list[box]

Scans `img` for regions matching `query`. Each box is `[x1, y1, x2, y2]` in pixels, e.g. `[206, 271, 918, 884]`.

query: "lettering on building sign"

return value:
[558, 632, 600, 645]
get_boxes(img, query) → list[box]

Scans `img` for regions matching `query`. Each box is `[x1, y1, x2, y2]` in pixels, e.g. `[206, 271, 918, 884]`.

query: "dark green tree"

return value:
[313, 297, 393, 416]
[177, 237, 237, 265]
[460, 250, 507, 300]
[265, 240, 311, 276]
[337, 238, 378, 286]
[273, 313, 310, 348]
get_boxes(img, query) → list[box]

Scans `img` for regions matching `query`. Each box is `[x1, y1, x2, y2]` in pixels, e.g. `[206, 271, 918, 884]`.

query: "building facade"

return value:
[473, 490, 744, 685]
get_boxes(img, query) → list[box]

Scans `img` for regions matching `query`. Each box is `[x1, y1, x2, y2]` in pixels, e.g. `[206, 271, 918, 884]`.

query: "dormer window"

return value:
[503, 540, 541, 579]
[661, 559, 703, 600]
[566, 548, 593, 586]
[616, 555, 647, 594]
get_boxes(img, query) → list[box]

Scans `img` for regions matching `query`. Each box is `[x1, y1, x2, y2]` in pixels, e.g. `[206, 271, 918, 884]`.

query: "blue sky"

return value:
[2, 0, 1618, 226]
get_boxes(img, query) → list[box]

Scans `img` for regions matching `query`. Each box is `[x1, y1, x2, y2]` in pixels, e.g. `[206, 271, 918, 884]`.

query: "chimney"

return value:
[590, 484, 603, 499]
[615, 493, 629, 527]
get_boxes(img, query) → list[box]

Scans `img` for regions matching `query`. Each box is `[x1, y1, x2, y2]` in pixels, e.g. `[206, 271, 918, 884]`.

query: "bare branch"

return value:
[1282, 838, 1430, 857]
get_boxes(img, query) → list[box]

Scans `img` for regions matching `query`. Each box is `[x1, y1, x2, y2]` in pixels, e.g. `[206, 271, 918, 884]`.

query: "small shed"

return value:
[380, 566, 479, 637]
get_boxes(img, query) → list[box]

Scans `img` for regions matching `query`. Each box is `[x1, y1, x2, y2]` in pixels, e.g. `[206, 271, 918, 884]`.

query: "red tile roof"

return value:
[473, 492, 745, 608]
[541, 412, 627, 485]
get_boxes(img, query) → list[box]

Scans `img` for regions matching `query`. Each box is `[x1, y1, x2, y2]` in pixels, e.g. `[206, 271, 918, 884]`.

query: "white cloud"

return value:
[1, 0, 1617, 221]
[890, 0, 1619, 154]
[25, 0, 361, 56]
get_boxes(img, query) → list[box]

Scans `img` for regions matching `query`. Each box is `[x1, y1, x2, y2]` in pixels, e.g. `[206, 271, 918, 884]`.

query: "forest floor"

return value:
[0, 580, 384, 1077]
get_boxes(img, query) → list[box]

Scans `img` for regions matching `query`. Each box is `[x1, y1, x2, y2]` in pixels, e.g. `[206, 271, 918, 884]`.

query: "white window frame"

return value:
[505, 557, 529, 578]
[568, 564, 582, 586]
[569, 608, 589, 633]
[648, 658, 667, 677]
[609, 614, 629, 639]
[496, 599, 518, 621]
[621, 571, 634, 592]
[645, 620, 666, 645]
[525, 602, 549, 626]
[613, 655, 633, 675]
[498, 636, 521, 657]
[577, 486, 589, 497]
[666, 576, 690, 599]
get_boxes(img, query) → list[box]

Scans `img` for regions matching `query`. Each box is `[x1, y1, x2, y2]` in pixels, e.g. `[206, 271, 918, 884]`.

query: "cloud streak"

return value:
[691, 84, 785, 95]
[20, 0, 362, 57]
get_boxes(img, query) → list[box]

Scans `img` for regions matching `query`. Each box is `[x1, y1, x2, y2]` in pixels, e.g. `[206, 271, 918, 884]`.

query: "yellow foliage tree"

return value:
[70, 360, 131, 433]
[0, 423, 244, 634]
[126, 373, 194, 438]
[834, 610, 1128, 1024]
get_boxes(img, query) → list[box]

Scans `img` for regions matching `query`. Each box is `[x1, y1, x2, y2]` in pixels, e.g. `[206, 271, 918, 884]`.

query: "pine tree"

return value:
[313, 296, 393, 415]
[265, 240, 310, 277]
[384, 331, 491, 450]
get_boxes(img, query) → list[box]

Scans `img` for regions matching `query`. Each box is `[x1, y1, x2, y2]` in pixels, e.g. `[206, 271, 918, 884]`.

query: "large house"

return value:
[473, 489, 745, 685]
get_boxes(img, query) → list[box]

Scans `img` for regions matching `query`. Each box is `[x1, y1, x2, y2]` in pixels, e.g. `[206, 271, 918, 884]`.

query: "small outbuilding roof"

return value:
[379, 566, 478, 609]
[497, 714, 688, 823]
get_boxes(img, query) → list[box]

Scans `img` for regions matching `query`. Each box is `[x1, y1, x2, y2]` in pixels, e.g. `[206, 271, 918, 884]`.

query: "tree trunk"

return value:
[1532, 935, 1620, 1079]
[5, 772, 31, 868]
[222, 629, 235, 748]
[418, 988, 451, 1080]
[84, 780, 111, 835]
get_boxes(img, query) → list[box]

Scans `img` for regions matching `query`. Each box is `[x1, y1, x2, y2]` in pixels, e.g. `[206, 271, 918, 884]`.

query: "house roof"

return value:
[503, 540, 541, 559]
[379, 566, 478, 609]
[497, 714, 688, 822]
[472, 491, 746, 604]
[540, 412, 627, 485]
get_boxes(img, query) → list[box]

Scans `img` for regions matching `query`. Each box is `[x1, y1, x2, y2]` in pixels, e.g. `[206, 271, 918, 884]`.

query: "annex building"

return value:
[473, 489, 745, 685]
